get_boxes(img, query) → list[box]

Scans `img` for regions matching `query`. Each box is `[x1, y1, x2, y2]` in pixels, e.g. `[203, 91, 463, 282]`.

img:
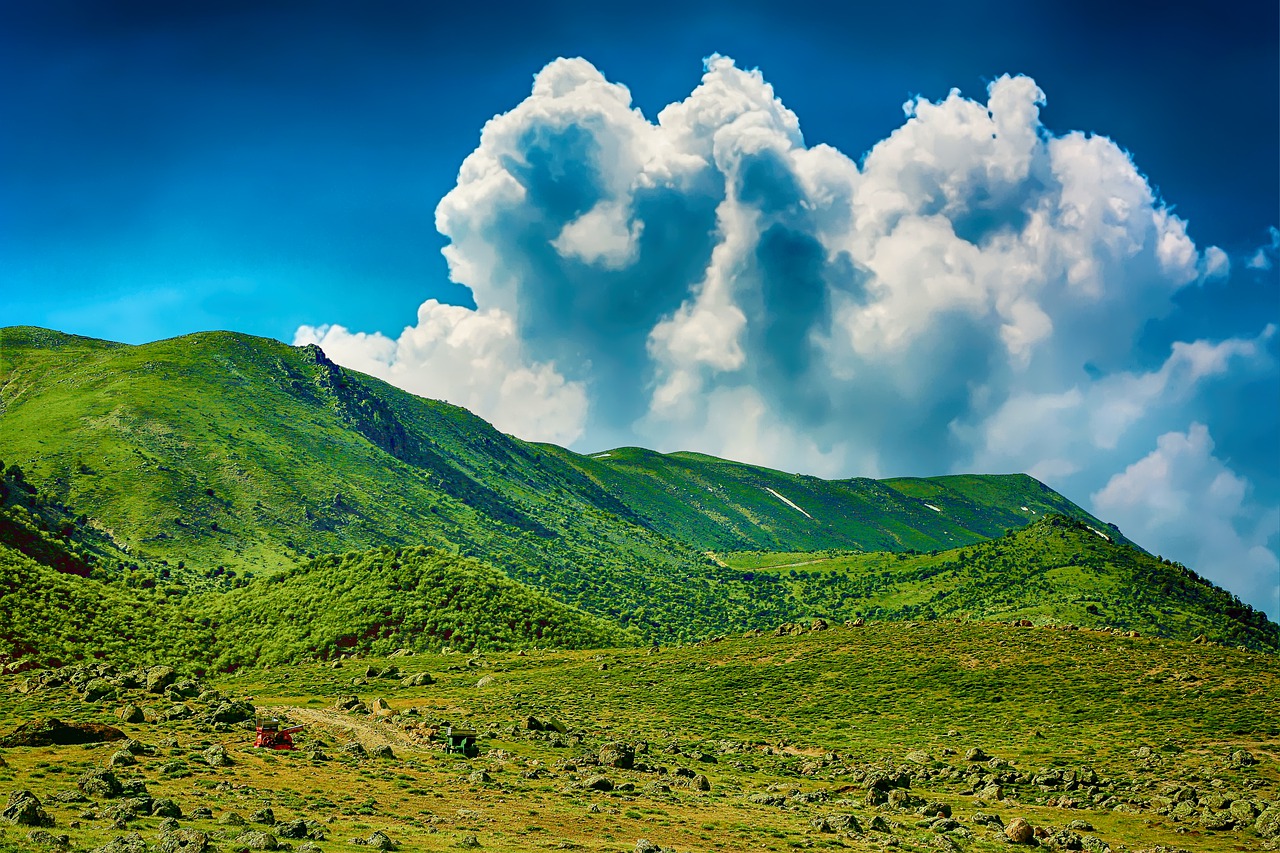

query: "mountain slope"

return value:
[1, 325, 1270, 650]
[543, 445, 1131, 553]
[723, 515, 1277, 649]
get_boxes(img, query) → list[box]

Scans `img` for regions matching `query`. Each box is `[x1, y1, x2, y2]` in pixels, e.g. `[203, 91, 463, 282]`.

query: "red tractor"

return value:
[254, 718, 305, 750]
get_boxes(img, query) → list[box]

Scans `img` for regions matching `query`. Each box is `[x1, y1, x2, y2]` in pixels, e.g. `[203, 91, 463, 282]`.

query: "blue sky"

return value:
[2, 0, 1277, 616]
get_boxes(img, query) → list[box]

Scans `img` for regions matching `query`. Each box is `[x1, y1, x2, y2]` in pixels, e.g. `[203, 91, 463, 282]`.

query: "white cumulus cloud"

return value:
[296, 55, 1278, 613]
[294, 300, 587, 445]
[1093, 424, 1280, 620]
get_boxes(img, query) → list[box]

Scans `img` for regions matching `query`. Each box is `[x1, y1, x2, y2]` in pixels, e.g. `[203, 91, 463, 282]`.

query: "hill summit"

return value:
[0, 326, 1274, 664]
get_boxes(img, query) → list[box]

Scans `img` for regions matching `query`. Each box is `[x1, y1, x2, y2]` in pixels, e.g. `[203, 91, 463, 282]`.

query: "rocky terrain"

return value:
[1, 620, 1277, 852]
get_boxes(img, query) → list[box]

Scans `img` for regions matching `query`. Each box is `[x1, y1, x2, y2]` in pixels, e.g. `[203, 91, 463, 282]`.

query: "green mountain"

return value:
[0, 325, 1273, 658]
[544, 445, 1131, 553]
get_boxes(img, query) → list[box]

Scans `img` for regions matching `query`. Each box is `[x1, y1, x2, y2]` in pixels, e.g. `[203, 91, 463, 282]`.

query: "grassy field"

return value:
[1, 621, 1277, 852]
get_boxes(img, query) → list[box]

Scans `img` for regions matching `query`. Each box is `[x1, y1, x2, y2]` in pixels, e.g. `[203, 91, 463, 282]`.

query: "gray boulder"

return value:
[202, 745, 232, 767]
[78, 769, 123, 799]
[2, 790, 55, 827]
[600, 742, 634, 769]
[233, 830, 280, 850]
[92, 833, 149, 853]
[146, 666, 177, 693]
[157, 829, 209, 853]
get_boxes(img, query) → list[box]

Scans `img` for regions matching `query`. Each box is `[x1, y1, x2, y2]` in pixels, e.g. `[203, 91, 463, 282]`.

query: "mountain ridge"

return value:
[1, 325, 1273, 657]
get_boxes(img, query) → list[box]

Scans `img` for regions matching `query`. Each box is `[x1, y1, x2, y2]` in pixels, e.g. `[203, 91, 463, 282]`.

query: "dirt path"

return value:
[261, 705, 422, 752]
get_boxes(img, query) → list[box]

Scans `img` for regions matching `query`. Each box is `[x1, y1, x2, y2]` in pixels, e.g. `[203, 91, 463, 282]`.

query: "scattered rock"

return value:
[79, 678, 116, 702]
[475, 676, 494, 688]
[204, 701, 255, 724]
[233, 829, 280, 850]
[469, 770, 491, 784]
[965, 747, 990, 763]
[108, 749, 136, 768]
[1257, 805, 1280, 838]
[635, 841, 662, 853]
[92, 832, 149, 853]
[584, 775, 614, 791]
[335, 695, 367, 714]
[370, 744, 395, 760]
[600, 742, 635, 769]
[2, 790, 55, 827]
[399, 673, 434, 687]
[1005, 817, 1034, 843]
[250, 807, 275, 825]
[1, 718, 125, 747]
[218, 812, 247, 826]
[344, 742, 368, 757]
[78, 769, 123, 799]
[457, 835, 479, 849]
[151, 798, 182, 818]
[25, 828, 70, 849]
[692, 774, 711, 792]
[157, 828, 209, 853]
[369, 697, 394, 717]
[365, 830, 398, 850]
[202, 745, 232, 767]
[145, 666, 177, 693]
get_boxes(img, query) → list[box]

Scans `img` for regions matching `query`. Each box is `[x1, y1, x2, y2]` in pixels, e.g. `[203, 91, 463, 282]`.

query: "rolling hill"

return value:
[0, 325, 1274, 658]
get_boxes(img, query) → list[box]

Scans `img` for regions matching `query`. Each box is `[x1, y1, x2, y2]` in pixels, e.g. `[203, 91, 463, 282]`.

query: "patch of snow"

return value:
[1020, 506, 1029, 511]
[924, 503, 942, 513]
[1085, 525, 1111, 542]
[591, 453, 612, 459]
[764, 487, 812, 519]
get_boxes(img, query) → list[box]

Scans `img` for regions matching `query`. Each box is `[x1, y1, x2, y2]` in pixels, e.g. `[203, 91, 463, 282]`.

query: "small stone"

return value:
[468, 770, 491, 784]
[202, 745, 232, 767]
[157, 828, 208, 853]
[92, 831, 149, 853]
[108, 750, 136, 768]
[366, 830, 397, 850]
[233, 829, 280, 850]
[118, 705, 144, 724]
[250, 807, 275, 825]
[584, 775, 613, 791]
[1005, 817, 1033, 843]
[370, 744, 394, 760]
[151, 798, 182, 818]
[599, 742, 635, 769]
[25, 828, 70, 849]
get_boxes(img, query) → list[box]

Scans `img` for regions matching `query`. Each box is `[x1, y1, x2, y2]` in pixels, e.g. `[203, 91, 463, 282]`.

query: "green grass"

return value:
[1, 325, 1275, 665]
[0, 623, 1276, 852]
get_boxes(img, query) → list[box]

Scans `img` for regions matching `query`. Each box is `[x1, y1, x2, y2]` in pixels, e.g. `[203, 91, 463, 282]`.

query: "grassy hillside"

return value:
[0, 541, 636, 672]
[0, 325, 1271, 653]
[723, 515, 1278, 650]
[542, 446, 1131, 553]
[203, 545, 640, 669]
[0, 623, 1276, 852]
